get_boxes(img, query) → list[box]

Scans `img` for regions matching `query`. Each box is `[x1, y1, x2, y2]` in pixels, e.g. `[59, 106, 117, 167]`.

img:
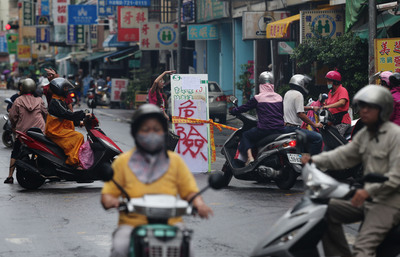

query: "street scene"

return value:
[1, 0, 400, 257]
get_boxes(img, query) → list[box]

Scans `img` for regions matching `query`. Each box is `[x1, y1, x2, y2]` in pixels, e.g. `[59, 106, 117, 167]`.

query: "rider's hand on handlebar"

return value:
[194, 203, 213, 219]
[314, 122, 323, 129]
[230, 108, 239, 115]
[351, 189, 370, 207]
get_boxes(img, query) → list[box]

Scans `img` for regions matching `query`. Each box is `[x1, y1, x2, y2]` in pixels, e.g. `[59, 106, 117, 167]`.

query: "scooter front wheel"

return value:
[220, 161, 233, 187]
[2, 131, 13, 148]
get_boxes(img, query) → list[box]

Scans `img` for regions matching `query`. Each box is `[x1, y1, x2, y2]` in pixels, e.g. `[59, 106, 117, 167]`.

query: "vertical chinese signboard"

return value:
[118, 7, 147, 42]
[300, 10, 344, 43]
[111, 78, 128, 102]
[23, 1, 35, 26]
[53, 0, 70, 26]
[140, 23, 178, 50]
[171, 74, 210, 173]
[375, 38, 400, 73]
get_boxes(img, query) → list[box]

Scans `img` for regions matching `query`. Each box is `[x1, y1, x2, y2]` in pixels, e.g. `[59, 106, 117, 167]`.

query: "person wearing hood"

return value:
[5, 78, 47, 184]
[283, 74, 323, 155]
[230, 71, 285, 165]
[385, 72, 400, 126]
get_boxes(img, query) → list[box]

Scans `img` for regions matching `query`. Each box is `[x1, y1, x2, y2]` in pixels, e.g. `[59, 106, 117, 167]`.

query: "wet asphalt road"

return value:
[0, 89, 357, 257]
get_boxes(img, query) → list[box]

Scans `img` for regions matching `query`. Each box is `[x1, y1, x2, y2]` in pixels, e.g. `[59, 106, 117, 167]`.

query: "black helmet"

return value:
[21, 78, 36, 94]
[130, 104, 168, 138]
[389, 73, 400, 88]
[50, 77, 74, 97]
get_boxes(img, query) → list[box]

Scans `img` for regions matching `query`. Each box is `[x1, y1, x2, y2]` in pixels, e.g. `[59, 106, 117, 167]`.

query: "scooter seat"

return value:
[255, 134, 281, 147]
[26, 129, 60, 149]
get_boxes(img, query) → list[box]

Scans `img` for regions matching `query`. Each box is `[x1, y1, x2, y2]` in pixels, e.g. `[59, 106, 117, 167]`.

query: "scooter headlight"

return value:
[267, 224, 304, 247]
[99, 138, 121, 153]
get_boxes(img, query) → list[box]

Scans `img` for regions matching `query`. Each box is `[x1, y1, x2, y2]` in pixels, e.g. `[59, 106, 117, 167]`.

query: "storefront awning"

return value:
[266, 14, 300, 39]
[103, 35, 130, 48]
[83, 47, 139, 62]
[354, 11, 400, 39]
[109, 50, 141, 62]
[84, 51, 112, 62]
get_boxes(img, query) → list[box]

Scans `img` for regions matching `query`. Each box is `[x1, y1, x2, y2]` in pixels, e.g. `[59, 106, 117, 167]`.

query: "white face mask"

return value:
[136, 133, 165, 154]
[327, 84, 333, 89]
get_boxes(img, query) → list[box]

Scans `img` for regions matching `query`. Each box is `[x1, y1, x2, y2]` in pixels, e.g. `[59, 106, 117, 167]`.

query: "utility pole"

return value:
[177, 0, 181, 73]
[368, 0, 376, 84]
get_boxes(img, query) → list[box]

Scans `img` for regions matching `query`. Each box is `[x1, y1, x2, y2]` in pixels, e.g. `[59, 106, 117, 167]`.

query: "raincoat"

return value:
[45, 94, 85, 166]
[390, 87, 400, 126]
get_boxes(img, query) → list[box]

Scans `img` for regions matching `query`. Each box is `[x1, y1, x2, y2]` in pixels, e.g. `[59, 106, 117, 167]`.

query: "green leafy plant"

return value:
[291, 32, 368, 98]
[236, 63, 254, 103]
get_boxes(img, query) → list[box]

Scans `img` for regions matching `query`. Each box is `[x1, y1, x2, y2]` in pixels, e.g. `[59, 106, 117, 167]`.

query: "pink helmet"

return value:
[325, 70, 342, 83]
[379, 71, 393, 87]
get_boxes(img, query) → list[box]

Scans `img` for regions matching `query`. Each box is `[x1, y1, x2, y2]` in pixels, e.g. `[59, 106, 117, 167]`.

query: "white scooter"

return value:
[250, 132, 400, 257]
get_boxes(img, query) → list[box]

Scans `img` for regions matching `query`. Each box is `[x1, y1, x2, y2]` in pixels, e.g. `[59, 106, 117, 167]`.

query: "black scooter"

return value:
[220, 96, 301, 190]
[2, 98, 14, 148]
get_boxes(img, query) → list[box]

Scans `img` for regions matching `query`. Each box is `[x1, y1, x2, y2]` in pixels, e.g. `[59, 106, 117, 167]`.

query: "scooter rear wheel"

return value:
[16, 158, 45, 190]
[2, 131, 13, 148]
[275, 166, 298, 190]
[220, 161, 233, 187]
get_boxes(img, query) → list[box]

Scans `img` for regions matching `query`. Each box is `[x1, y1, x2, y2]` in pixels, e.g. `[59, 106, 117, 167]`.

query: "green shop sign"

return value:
[196, 0, 229, 23]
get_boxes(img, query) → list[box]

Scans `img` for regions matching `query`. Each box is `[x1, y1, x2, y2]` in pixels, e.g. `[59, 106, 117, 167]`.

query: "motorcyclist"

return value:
[45, 78, 87, 169]
[302, 85, 400, 257]
[283, 74, 323, 155]
[320, 70, 351, 137]
[385, 72, 400, 126]
[5, 79, 47, 184]
[101, 104, 212, 257]
[230, 71, 285, 165]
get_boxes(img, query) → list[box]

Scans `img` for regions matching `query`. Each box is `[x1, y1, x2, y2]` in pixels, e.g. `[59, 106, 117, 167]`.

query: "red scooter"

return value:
[14, 108, 123, 189]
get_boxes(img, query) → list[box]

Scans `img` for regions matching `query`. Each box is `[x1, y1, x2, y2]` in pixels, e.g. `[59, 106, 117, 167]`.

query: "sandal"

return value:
[4, 177, 13, 184]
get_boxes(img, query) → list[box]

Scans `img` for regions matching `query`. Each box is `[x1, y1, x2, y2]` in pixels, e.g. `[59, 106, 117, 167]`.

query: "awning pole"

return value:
[368, 0, 376, 83]
[177, 0, 182, 73]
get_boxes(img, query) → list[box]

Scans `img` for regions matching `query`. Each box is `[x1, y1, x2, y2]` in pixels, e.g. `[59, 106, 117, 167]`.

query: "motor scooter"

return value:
[100, 168, 225, 257]
[220, 96, 301, 190]
[87, 83, 110, 107]
[14, 100, 123, 189]
[250, 135, 400, 256]
[2, 98, 14, 148]
[317, 108, 364, 179]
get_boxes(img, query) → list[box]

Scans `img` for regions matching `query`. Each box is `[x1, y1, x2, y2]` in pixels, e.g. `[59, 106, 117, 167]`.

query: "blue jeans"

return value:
[284, 126, 323, 155]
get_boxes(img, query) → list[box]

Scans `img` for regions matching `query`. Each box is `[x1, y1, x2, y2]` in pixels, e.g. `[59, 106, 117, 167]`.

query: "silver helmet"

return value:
[21, 78, 36, 94]
[259, 71, 274, 84]
[289, 74, 311, 95]
[353, 85, 393, 122]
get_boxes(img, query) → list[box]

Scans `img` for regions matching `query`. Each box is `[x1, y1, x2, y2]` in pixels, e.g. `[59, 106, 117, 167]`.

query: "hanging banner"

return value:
[17, 45, 31, 61]
[375, 38, 400, 73]
[140, 23, 178, 50]
[171, 74, 210, 173]
[41, 0, 50, 15]
[196, 0, 229, 23]
[67, 25, 85, 45]
[300, 10, 344, 43]
[53, 0, 70, 26]
[98, 0, 114, 17]
[242, 11, 290, 40]
[118, 7, 147, 42]
[6, 34, 18, 54]
[0, 32, 8, 53]
[23, 1, 35, 26]
[32, 43, 50, 56]
[111, 78, 128, 102]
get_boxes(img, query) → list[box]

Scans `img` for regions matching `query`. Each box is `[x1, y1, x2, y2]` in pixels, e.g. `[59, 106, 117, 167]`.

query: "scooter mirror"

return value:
[363, 173, 388, 183]
[208, 172, 226, 190]
[87, 99, 97, 109]
[229, 95, 238, 104]
[98, 162, 114, 182]
[295, 130, 309, 154]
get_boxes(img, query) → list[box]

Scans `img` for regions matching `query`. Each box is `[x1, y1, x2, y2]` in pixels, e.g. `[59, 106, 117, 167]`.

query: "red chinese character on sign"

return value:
[136, 12, 146, 23]
[380, 41, 391, 55]
[176, 124, 208, 161]
[114, 91, 121, 100]
[58, 6, 66, 13]
[396, 68, 400, 73]
[395, 56, 400, 67]
[394, 41, 400, 54]
[141, 38, 150, 48]
[57, 16, 66, 24]
[123, 11, 134, 25]
[178, 100, 197, 118]
[141, 24, 149, 35]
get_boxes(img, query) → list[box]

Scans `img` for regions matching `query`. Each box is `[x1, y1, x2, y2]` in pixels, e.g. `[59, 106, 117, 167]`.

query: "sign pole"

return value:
[177, 0, 182, 73]
[368, 0, 376, 84]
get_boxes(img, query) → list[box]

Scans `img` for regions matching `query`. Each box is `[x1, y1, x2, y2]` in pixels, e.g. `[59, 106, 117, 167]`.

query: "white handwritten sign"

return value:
[171, 74, 209, 173]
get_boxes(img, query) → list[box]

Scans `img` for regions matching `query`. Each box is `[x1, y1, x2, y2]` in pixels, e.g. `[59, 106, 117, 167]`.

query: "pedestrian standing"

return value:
[148, 70, 175, 120]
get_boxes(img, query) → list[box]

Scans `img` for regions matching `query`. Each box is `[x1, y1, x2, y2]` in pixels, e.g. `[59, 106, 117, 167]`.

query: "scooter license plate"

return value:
[287, 153, 302, 164]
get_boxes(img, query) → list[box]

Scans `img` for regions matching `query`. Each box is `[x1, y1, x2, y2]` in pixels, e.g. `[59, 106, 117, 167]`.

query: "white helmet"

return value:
[289, 74, 311, 95]
[259, 71, 274, 84]
[353, 85, 393, 122]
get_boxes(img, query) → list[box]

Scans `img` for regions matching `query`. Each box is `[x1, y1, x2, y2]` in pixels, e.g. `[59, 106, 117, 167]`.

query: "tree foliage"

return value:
[291, 32, 368, 98]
